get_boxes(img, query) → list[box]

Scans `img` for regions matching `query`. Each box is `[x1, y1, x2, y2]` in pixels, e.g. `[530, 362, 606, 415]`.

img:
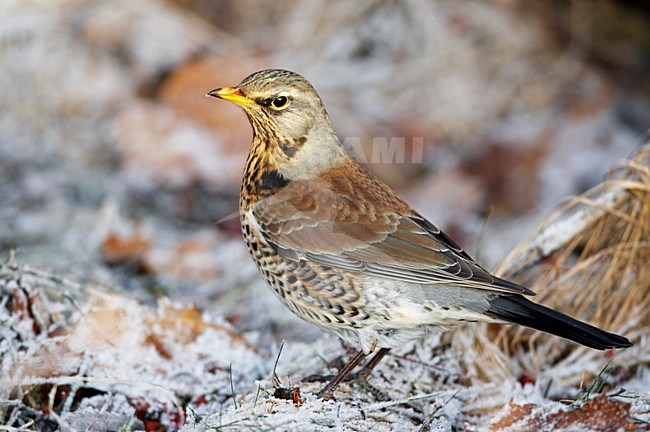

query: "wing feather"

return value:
[252, 166, 535, 296]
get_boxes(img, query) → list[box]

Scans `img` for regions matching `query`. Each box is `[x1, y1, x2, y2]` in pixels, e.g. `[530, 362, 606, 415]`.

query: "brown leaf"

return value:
[490, 395, 633, 432]
[158, 54, 267, 140]
[148, 299, 257, 352]
[102, 231, 151, 264]
[489, 401, 536, 430]
[142, 235, 220, 282]
[550, 395, 632, 431]
[12, 287, 40, 336]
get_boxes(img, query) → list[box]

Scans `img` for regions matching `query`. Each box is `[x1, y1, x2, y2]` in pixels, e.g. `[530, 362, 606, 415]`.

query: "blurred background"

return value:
[1, 0, 648, 346]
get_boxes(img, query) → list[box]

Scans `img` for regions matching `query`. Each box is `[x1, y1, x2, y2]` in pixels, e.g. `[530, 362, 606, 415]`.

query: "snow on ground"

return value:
[2, 261, 648, 430]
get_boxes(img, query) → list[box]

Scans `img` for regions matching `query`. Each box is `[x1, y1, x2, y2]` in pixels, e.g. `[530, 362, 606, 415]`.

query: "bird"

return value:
[206, 69, 632, 399]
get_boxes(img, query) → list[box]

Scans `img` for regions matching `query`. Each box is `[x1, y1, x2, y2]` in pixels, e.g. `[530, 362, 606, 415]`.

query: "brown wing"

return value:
[251, 164, 534, 296]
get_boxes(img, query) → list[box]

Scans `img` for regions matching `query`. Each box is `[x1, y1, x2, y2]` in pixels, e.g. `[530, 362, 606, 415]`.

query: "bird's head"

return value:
[208, 69, 347, 179]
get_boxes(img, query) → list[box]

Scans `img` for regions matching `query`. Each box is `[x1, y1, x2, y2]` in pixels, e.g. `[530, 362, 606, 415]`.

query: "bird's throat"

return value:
[240, 136, 291, 209]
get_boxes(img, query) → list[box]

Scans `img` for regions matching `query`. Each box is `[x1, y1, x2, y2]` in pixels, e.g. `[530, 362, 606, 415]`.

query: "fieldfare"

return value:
[207, 69, 631, 399]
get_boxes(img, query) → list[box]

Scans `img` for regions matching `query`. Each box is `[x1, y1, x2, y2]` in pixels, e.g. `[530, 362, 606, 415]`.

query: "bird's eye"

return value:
[271, 96, 289, 110]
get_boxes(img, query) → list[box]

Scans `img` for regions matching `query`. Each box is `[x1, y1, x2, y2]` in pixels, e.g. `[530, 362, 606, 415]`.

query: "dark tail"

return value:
[486, 295, 632, 350]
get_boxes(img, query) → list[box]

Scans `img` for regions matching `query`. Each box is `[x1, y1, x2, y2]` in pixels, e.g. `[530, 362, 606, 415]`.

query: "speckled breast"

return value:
[239, 210, 370, 334]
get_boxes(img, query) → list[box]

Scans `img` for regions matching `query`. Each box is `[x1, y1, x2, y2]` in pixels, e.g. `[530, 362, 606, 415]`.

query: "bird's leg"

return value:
[355, 347, 390, 381]
[316, 349, 367, 399]
[305, 350, 390, 381]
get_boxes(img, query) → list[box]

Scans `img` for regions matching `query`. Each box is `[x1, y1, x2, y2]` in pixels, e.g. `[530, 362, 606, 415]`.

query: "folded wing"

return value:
[251, 166, 534, 296]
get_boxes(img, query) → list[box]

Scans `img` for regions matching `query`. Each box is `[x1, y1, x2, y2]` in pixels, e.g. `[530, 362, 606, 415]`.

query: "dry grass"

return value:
[454, 143, 650, 388]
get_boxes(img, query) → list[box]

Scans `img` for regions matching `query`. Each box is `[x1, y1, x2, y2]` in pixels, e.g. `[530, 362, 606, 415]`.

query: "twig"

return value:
[0, 420, 37, 432]
[229, 363, 238, 410]
[418, 389, 462, 432]
[475, 205, 494, 263]
[253, 382, 262, 409]
[271, 340, 285, 388]
[47, 385, 77, 432]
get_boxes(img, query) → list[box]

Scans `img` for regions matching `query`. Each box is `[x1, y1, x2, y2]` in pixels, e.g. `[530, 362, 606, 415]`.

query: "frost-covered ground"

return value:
[0, 0, 648, 430]
[2, 259, 648, 431]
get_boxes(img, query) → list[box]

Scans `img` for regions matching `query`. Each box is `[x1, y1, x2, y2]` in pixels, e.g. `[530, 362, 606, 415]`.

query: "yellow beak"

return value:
[206, 87, 254, 107]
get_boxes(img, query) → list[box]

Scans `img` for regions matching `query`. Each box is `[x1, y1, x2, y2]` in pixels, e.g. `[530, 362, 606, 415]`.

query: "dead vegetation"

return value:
[455, 144, 650, 388]
[454, 144, 650, 428]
